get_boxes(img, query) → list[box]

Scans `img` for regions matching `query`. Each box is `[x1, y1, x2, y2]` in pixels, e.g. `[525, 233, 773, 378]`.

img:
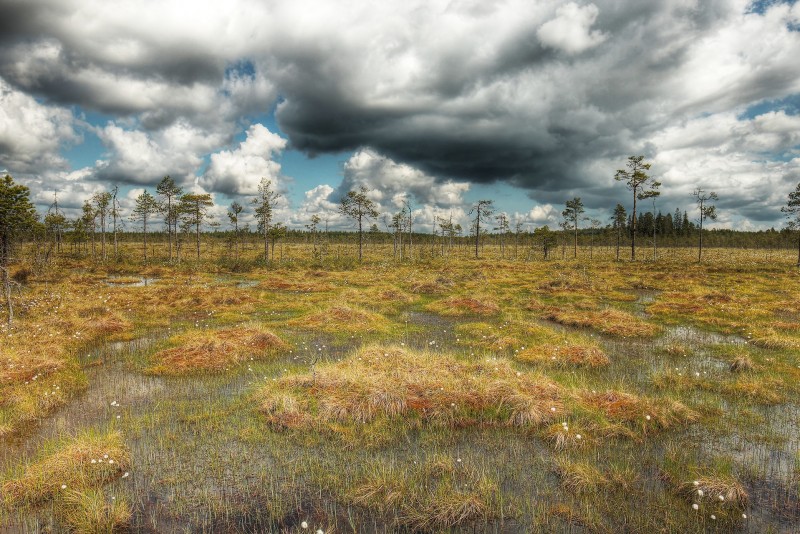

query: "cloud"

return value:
[200, 124, 287, 195]
[1, 0, 799, 228]
[94, 120, 227, 186]
[0, 77, 78, 173]
[338, 148, 470, 209]
[537, 3, 607, 55]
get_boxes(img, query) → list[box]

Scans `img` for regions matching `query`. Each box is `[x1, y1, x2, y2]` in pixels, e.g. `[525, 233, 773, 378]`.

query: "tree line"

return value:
[2, 156, 800, 271]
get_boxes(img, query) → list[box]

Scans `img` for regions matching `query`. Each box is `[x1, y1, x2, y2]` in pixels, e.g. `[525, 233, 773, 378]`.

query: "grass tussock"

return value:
[678, 475, 749, 509]
[2, 430, 130, 508]
[257, 345, 564, 430]
[0, 353, 87, 437]
[425, 296, 500, 317]
[553, 458, 609, 493]
[540, 306, 661, 338]
[579, 390, 699, 432]
[289, 304, 391, 334]
[454, 322, 520, 351]
[748, 330, 800, 350]
[147, 325, 287, 375]
[407, 275, 455, 294]
[346, 457, 505, 531]
[729, 354, 754, 373]
[516, 344, 610, 368]
[61, 488, 132, 533]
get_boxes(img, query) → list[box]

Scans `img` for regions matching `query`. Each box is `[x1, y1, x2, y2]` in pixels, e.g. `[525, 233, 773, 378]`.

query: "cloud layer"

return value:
[0, 0, 799, 229]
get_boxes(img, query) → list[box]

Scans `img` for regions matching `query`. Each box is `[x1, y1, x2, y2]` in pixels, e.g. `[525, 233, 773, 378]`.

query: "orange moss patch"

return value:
[257, 346, 564, 430]
[147, 326, 287, 375]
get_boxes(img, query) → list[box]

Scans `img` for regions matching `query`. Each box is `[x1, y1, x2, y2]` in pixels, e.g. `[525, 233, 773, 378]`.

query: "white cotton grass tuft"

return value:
[692, 503, 699, 510]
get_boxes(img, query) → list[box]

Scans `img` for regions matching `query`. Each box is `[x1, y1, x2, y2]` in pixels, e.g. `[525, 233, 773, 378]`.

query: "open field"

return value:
[1, 244, 799, 532]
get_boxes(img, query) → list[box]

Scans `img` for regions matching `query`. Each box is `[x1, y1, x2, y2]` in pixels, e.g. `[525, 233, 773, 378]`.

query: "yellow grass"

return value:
[517, 344, 610, 368]
[288, 303, 391, 334]
[539, 306, 661, 338]
[2, 430, 130, 508]
[257, 345, 564, 430]
[147, 325, 288, 375]
[425, 296, 501, 317]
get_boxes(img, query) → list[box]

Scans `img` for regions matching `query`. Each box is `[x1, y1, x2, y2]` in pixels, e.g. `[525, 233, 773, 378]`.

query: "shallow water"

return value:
[2, 308, 798, 533]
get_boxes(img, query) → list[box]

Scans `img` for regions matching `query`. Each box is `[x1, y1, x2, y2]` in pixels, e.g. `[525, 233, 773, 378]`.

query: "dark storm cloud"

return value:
[0, 0, 799, 228]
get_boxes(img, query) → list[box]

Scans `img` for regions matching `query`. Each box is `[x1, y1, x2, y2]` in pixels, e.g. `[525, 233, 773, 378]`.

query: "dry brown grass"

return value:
[425, 296, 500, 317]
[289, 304, 391, 334]
[729, 354, 754, 373]
[678, 475, 749, 509]
[540, 307, 661, 338]
[147, 325, 287, 375]
[82, 313, 132, 337]
[748, 330, 800, 350]
[407, 275, 455, 294]
[579, 390, 699, 431]
[258, 276, 334, 292]
[257, 345, 564, 430]
[516, 344, 610, 368]
[2, 430, 130, 508]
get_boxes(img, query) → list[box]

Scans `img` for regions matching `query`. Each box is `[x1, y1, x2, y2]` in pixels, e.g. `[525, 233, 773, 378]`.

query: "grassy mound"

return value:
[539, 306, 661, 338]
[256, 345, 564, 430]
[288, 304, 391, 334]
[425, 296, 500, 317]
[147, 325, 288, 375]
[2, 430, 130, 507]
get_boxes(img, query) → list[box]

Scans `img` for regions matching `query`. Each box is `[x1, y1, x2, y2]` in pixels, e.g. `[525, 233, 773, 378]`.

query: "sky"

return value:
[1, 0, 799, 233]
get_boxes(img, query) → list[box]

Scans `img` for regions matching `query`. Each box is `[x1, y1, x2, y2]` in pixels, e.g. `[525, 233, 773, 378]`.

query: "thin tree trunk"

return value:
[196, 221, 201, 260]
[574, 226, 577, 258]
[475, 216, 480, 259]
[631, 196, 637, 260]
[698, 217, 703, 263]
[358, 216, 363, 260]
[143, 217, 148, 262]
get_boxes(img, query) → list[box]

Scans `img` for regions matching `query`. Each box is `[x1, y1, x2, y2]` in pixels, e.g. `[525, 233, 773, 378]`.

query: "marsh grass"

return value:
[289, 303, 393, 335]
[146, 324, 288, 375]
[2, 430, 130, 508]
[538, 306, 662, 338]
[2, 249, 800, 532]
[61, 488, 132, 533]
[257, 345, 564, 431]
